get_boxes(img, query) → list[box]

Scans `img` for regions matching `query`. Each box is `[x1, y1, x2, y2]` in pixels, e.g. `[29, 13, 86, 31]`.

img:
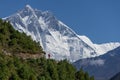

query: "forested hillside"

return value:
[0, 19, 94, 80]
[0, 53, 94, 80]
[0, 19, 44, 55]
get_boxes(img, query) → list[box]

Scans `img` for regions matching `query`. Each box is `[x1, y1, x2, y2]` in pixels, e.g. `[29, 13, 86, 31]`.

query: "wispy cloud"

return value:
[90, 59, 105, 66]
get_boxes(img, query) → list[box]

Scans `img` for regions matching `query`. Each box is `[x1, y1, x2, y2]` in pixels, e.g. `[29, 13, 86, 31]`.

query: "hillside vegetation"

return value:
[0, 19, 94, 80]
[0, 19, 44, 55]
[0, 53, 94, 80]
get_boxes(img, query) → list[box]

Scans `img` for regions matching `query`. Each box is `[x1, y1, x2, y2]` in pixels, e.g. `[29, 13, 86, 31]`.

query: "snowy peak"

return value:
[79, 35, 120, 56]
[25, 4, 32, 9]
[24, 4, 33, 12]
[4, 5, 120, 62]
[20, 5, 35, 16]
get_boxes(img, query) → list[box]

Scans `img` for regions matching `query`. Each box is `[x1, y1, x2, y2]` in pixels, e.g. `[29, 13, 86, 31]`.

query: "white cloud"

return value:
[90, 59, 105, 66]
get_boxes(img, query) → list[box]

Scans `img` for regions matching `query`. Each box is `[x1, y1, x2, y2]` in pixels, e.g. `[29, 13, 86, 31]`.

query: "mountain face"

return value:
[73, 46, 120, 80]
[4, 5, 120, 62]
[110, 72, 120, 80]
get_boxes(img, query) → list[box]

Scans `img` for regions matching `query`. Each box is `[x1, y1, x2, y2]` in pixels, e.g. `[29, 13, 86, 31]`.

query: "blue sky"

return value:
[0, 0, 120, 44]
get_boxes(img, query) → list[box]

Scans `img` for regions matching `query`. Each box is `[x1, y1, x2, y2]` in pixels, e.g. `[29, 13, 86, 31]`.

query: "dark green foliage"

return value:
[0, 53, 94, 80]
[0, 53, 36, 80]
[90, 76, 94, 80]
[75, 68, 94, 80]
[0, 19, 44, 54]
[57, 60, 76, 80]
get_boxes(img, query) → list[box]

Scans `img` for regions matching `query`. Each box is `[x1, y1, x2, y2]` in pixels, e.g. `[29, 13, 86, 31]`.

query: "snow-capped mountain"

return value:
[4, 5, 120, 62]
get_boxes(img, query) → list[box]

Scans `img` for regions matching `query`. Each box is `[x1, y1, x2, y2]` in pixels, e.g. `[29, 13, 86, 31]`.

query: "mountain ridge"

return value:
[73, 46, 120, 80]
[110, 72, 120, 80]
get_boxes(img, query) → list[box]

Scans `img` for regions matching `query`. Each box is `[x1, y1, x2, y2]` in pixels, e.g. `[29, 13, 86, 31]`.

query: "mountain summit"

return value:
[4, 5, 120, 62]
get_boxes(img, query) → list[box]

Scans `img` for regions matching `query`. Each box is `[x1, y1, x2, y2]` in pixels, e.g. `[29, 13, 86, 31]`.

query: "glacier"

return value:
[4, 5, 120, 62]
